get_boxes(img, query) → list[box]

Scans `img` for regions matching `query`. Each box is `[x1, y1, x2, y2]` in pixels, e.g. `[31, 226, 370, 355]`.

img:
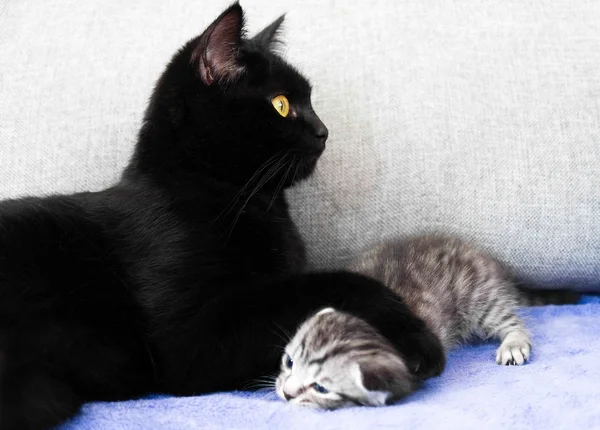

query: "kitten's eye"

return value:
[285, 355, 293, 369]
[271, 95, 290, 117]
[311, 383, 328, 394]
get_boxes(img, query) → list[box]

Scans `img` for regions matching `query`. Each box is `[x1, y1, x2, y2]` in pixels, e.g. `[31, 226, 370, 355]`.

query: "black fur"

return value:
[0, 4, 444, 428]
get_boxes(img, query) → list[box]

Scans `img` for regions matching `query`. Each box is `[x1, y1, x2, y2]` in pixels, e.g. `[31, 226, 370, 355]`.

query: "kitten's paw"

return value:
[496, 338, 530, 366]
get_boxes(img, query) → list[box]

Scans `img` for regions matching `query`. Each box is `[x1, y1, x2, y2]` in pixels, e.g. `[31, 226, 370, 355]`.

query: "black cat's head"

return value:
[131, 3, 328, 190]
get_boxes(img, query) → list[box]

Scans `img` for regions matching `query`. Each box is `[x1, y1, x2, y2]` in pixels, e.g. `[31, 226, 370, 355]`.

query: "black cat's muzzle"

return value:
[302, 108, 328, 153]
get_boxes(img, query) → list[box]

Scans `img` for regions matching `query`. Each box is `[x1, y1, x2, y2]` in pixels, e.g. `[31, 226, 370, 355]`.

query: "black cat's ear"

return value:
[192, 3, 246, 86]
[252, 15, 285, 51]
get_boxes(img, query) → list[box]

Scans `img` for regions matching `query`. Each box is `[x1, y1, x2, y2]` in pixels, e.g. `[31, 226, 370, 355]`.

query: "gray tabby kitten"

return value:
[275, 234, 579, 409]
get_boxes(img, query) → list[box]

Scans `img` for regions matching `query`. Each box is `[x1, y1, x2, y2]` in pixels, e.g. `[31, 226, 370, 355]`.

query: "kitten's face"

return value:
[141, 4, 328, 188]
[275, 308, 416, 409]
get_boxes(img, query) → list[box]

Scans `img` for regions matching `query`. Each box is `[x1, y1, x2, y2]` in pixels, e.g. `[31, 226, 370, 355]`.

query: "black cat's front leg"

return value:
[158, 271, 445, 395]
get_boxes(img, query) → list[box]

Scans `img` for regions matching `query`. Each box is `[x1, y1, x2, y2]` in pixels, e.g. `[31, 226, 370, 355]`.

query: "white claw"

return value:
[496, 334, 531, 366]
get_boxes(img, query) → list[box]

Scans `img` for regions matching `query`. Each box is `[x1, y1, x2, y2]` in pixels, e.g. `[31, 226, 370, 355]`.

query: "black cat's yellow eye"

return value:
[271, 95, 290, 117]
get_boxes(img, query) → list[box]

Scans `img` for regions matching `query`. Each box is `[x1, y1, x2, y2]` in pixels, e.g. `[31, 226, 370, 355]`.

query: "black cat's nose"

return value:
[316, 124, 328, 143]
[306, 108, 328, 145]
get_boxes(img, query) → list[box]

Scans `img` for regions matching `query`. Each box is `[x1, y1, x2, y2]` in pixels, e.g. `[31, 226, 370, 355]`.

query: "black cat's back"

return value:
[0, 194, 127, 311]
[0, 193, 154, 429]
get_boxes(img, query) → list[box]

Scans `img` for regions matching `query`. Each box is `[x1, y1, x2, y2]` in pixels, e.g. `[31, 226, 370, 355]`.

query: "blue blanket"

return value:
[62, 296, 600, 430]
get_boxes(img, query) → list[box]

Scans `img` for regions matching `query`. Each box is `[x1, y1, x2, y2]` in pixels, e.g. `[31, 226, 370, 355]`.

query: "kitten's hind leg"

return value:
[479, 300, 531, 365]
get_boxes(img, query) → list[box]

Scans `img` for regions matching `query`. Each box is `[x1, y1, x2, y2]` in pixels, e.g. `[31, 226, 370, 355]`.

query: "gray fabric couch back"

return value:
[1, 0, 599, 289]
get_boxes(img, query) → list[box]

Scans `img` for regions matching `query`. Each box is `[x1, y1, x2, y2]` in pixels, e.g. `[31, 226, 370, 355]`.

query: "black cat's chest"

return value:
[153, 188, 307, 286]
[223, 201, 307, 278]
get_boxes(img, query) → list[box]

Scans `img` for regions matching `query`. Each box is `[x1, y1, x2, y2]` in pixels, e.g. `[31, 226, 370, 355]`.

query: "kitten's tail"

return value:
[516, 284, 581, 306]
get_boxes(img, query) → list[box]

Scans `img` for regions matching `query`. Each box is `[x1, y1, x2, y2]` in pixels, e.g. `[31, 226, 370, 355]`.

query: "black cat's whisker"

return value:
[266, 344, 287, 354]
[266, 155, 296, 212]
[224, 152, 290, 239]
[221, 160, 284, 238]
[268, 326, 290, 345]
[211, 152, 284, 225]
[272, 321, 292, 343]
[291, 155, 303, 185]
[241, 154, 288, 206]
[238, 157, 286, 207]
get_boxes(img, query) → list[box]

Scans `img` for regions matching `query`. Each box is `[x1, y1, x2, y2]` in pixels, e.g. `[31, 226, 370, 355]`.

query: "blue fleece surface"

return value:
[62, 296, 600, 430]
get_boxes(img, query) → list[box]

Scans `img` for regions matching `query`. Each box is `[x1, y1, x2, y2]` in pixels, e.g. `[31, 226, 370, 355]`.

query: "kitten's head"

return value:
[130, 3, 328, 189]
[276, 308, 417, 409]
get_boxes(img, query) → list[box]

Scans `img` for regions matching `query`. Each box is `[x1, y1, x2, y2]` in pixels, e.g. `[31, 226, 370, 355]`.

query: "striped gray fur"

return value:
[349, 235, 534, 361]
[276, 308, 415, 409]
[276, 234, 580, 409]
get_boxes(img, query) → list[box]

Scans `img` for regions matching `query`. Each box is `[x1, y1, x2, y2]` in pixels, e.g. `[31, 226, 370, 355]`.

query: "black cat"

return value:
[0, 4, 444, 429]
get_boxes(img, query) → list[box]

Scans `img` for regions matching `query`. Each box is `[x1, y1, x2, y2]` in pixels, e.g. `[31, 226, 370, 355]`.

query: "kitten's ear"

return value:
[252, 15, 285, 50]
[354, 354, 415, 406]
[192, 3, 246, 86]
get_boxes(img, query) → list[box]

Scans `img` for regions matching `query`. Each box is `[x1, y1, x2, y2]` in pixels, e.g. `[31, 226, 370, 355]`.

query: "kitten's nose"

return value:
[283, 390, 295, 401]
